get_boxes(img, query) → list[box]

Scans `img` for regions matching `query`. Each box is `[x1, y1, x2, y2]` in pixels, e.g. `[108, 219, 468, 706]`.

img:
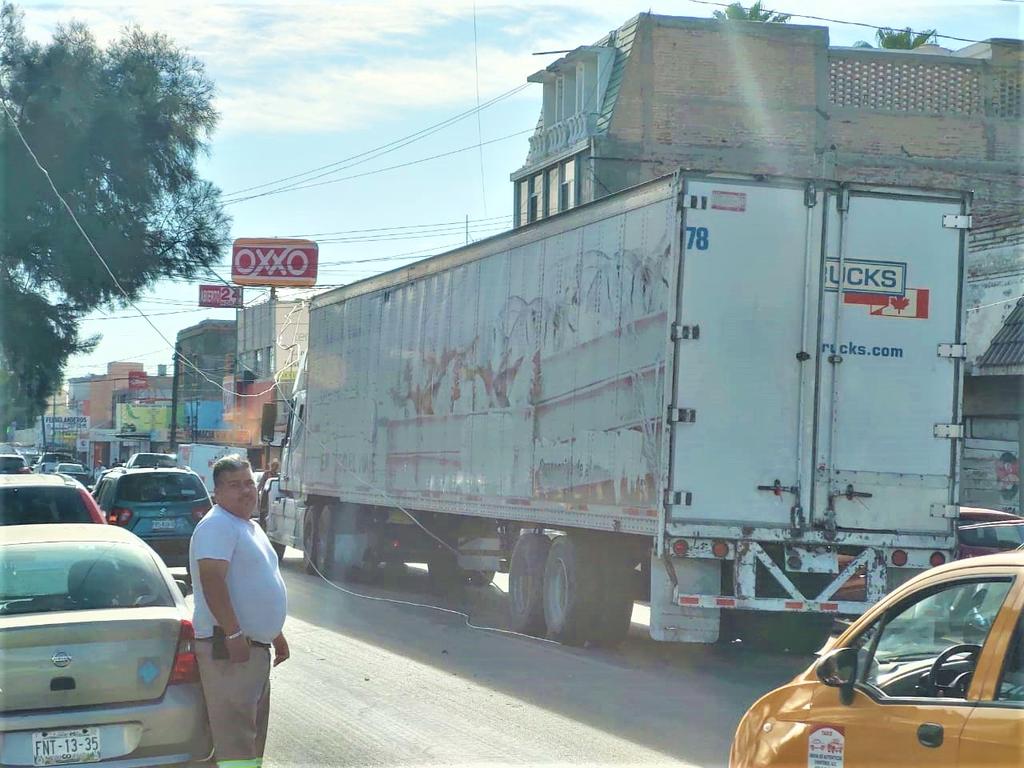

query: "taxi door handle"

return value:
[917, 723, 943, 748]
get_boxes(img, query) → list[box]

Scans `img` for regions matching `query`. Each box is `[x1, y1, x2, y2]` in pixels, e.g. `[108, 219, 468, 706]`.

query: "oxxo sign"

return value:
[231, 238, 318, 287]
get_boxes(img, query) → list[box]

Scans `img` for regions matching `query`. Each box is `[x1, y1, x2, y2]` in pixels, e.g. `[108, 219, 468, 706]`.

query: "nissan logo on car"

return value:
[52, 651, 72, 668]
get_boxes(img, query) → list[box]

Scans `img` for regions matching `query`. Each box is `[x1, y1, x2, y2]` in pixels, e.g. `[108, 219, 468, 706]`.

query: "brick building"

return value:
[512, 13, 1023, 509]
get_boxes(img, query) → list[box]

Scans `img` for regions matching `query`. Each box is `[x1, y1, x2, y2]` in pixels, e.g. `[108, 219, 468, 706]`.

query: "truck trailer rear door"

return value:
[815, 189, 966, 534]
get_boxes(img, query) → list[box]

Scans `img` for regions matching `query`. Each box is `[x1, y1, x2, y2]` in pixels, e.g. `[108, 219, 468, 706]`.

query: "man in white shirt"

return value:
[190, 454, 289, 768]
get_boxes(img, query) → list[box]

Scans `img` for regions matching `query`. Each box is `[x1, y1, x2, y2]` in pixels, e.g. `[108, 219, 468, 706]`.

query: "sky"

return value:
[12, 0, 1022, 381]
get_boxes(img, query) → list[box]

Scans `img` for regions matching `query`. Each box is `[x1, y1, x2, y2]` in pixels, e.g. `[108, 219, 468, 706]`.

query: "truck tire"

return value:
[272, 542, 286, 563]
[508, 532, 550, 636]
[312, 506, 334, 579]
[302, 505, 320, 575]
[542, 534, 602, 646]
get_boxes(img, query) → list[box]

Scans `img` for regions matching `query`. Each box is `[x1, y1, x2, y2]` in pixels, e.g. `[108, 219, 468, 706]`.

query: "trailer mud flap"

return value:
[650, 554, 720, 643]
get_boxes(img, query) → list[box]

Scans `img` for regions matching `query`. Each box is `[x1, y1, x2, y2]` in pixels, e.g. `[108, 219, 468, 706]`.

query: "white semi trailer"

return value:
[268, 171, 969, 646]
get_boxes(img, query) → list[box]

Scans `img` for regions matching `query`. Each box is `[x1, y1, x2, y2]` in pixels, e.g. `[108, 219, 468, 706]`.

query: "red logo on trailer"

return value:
[844, 289, 930, 319]
[231, 238, 318, 287]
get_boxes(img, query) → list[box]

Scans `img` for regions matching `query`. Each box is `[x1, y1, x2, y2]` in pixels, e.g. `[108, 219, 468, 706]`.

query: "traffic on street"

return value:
[2, 0, 1022, 766]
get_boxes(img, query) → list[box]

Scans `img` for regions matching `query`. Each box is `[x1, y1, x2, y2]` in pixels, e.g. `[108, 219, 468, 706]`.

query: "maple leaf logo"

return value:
[890, 295, 911, 313]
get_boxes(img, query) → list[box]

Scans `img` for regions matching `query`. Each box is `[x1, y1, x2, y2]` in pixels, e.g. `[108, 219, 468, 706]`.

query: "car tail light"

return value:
[168, 620, 199, 685]
[108, 506, 133, 526]
[891, 549, 908, 566]
[17, 466, 31, 474]
[671, 539, 688, 556]
[929, 551, 947, 567]
[711, 540, 729, 558]
[191, 504, 211, 523]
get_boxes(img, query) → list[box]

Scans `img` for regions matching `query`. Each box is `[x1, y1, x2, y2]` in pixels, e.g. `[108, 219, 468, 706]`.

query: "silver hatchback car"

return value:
[0, 524, 211, 767]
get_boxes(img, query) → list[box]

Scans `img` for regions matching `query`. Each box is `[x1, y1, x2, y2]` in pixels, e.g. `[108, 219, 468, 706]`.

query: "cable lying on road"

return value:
[304, 558, 561, 646]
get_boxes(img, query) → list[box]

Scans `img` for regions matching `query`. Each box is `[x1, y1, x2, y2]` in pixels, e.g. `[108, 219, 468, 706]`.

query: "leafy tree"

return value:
[853, 27, 938, 49]
[0, 3, 230, 428]
[713, 2, 791, 23]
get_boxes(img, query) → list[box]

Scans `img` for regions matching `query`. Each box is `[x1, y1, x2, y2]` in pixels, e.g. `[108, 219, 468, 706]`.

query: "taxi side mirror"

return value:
[815, 646, 859, 705]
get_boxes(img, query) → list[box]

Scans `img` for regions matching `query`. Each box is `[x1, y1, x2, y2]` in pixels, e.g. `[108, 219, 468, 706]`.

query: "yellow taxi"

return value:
[731, 551, 1024, 767]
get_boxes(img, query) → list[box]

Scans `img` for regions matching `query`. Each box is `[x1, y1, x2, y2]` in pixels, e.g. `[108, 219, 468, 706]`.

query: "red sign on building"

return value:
[128, 371, 149, 391]
[199, 284, 244, 308]
[231, 238, 318, 287]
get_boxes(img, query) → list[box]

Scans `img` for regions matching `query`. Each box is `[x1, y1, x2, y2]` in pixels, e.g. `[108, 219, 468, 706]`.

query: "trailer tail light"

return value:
[168, 620, 199, 684]
[891, 549, 908, 567]
[671, 539, 688, 557]
[711, 540, 729, 558]
[929, 551, 947, 567]
[108, 507, 133, 526]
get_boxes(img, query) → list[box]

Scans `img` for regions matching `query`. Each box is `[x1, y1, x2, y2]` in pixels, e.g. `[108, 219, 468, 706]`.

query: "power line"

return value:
[686, 0, 988, 44]
[223, 128, 534, 206]
[472, 1, 488, 217]
[289, 214, 510, 239]
[221, 83, 529, 200]
[1, 102, 279, 401]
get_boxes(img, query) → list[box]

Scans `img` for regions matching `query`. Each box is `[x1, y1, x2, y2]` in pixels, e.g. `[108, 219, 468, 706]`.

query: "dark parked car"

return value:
[93, 468, 211, 568]
[0, 473, 106, 525]
[0, 454, 31, 474]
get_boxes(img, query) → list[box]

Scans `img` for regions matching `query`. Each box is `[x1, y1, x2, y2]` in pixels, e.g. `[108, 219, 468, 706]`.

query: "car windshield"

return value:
[959, 523, 1024, 551]
[0, 486, 93, 525]
[0, 456, 26, 471]
[117, 473, 205, 503]
[0, 541, 173, 614]
[56, 463, 86, 473]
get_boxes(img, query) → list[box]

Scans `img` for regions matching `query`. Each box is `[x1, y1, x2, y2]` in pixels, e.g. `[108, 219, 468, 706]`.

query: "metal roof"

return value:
[978, 297, 1024, 369]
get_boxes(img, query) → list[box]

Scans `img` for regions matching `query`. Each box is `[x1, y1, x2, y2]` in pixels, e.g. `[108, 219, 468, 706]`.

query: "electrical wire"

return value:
[221, 84, 528, 200]
[686, 0, 988, 45]
[472, 1, 488, 217]
[305, 556, 559, 646]
[223, 129, 533, 206]
[1, 102, 280, 401]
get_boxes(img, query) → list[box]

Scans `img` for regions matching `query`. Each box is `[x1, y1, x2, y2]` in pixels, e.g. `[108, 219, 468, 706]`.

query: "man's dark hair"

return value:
[212, 454, 252, 487]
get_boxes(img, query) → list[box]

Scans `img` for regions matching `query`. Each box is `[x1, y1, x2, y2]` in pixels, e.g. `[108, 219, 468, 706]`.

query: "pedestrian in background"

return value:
[190, 454, 289, 768]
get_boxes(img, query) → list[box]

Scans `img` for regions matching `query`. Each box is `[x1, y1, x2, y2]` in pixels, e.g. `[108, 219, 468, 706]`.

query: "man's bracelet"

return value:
[226, 629, 244, 640]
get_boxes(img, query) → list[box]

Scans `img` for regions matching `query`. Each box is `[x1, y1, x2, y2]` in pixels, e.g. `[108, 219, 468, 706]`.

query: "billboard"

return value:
[128, 371, 149, 390]
[116, 404, 171, 439]
[231, 238, 318, 287]
[199, 284, 244, 308]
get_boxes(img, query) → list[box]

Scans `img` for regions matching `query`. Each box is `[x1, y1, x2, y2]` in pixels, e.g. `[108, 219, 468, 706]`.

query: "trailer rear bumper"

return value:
[674, 593, 871, 614]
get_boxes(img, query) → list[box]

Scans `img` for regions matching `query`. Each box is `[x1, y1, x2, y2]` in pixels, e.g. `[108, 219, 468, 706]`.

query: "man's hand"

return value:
[272, 633, 290, 667]
[226, 632, 251, 664]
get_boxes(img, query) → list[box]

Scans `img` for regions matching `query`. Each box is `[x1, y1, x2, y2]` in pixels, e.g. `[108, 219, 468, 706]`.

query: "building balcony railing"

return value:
[527, 111, 599, 165]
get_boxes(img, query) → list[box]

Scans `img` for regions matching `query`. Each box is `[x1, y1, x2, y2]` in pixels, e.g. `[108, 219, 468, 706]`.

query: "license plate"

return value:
[151, 519, 176, 531]
[32, 728, 101, 766]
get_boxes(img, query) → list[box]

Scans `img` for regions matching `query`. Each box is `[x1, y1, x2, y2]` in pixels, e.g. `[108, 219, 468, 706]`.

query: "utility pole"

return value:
[169, 342, 181, 450]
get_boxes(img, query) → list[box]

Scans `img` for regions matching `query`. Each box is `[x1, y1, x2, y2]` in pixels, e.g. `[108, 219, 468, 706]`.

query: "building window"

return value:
[547, 169, 560, 217]
[529, 173, 544, 222]
[518, 180, 529, 227]
[560, 157, 577, 211]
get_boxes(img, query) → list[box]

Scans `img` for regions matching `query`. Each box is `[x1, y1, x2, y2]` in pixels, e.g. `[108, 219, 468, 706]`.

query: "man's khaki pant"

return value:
[195, 642, 271, 768]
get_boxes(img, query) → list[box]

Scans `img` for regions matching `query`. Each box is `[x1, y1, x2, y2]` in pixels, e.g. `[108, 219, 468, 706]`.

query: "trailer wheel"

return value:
[302, 505, 320, 575]
[543, 534, 602, 646]
[508, 532, 550, 635]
